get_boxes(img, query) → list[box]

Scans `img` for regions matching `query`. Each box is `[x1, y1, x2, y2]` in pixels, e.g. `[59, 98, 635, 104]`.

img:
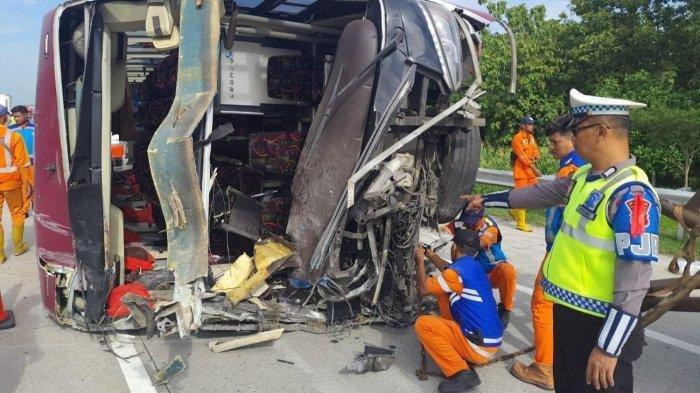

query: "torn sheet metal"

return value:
[220, 188, 263, 240]
[342, 344, 396, 374]
[287, 19, 378, 281]
[208, 328, 285, 353]
[264, 301, 325, 324]
[147, 0, 220, 337]
[67, 12, 109, 323]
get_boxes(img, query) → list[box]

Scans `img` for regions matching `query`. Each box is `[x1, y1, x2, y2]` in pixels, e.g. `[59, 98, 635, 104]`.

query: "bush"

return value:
[631, 107, 700, 189]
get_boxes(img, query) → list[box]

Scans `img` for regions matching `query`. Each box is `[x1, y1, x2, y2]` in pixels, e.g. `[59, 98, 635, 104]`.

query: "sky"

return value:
[0, 0, 570, 106]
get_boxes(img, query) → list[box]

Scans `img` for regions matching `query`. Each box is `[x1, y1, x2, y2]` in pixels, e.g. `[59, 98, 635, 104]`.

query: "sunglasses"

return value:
[571, 122, 606, 136]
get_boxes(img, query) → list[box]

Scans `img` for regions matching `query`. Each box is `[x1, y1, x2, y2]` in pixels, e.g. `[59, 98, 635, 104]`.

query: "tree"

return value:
[632, 108, 700, 188]
[474, 0, 699, 188]
[478, 1, 573, 145]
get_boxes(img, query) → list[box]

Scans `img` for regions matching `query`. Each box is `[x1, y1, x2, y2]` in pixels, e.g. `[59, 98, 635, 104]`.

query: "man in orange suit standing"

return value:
[0, 105, 31, 264]
[510, 115, 540, 232]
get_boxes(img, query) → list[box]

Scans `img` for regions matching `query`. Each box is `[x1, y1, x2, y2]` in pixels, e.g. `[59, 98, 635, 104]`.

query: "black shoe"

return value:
[498, 303, 510, 329]
[438, 369, 481, 393]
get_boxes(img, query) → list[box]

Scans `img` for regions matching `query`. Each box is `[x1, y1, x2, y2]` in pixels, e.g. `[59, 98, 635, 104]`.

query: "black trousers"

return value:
[553, 304, 644, 393]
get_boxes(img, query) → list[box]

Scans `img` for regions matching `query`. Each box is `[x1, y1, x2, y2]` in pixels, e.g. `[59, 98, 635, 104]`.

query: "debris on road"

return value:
[342, 344, 395, 374]
[153, 355, 186, 385]
[208, 328, 285, 353]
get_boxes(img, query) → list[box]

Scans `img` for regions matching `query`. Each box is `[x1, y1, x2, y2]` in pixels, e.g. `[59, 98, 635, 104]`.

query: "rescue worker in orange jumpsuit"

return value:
[9, 105, 35, 216]
[0, 105, 31, 263]
[510, 115, 540, 232]
[454, 209, 517, 328]
[414, 230, 503, 393]
[510, 114, 586, 390]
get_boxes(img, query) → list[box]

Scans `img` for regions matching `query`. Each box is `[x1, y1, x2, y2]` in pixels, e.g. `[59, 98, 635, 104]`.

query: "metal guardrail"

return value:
[476, 168, 694, 204]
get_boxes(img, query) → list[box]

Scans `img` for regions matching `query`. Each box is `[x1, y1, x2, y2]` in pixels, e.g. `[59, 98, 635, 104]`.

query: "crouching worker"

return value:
[414, 230, 504, 393]
[455, 209, 516, 328]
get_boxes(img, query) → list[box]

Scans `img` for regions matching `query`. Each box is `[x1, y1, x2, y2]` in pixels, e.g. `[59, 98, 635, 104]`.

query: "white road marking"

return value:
[514, 284, 700, 356]
[516, 284, 534, 296]
[110, 335, 158, 393]
[645, 330, 700, 356]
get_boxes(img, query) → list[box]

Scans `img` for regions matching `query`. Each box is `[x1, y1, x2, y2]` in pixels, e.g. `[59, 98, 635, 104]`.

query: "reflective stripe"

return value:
[606, 314, 631, 355]
[462, 294, 483, 303]
[559, 222, 616, 252]
[467, 340, 495, 359]
[541, 277, 610, 315]
[485, 249, 497, 263]
[437, 275, 451, 293]
[450, 295, 459, 305]
[597, 308, 617, 348]
[618, 318, 638, 356]
[462, 288, 479, 296]
[483, 337, 502, 345]
[2, 129, 13, 171]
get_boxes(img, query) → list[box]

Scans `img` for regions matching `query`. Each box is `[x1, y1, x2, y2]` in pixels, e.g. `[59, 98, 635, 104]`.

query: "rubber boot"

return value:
[514, 209, 533, 232]
[0, 230, 5, 264]
[12, 224, 29, 256]
[510, 361, 554, 390]
[498, 303, 511, 329]
[438, 369, 481, 393]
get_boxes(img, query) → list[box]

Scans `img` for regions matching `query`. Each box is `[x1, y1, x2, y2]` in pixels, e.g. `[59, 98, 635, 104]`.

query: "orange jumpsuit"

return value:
[530, 161, 579, 366]
[415, 269, 499, 377]
[478, 222, 517, 311]
[0, 124, 30, 226]
[511, 129, 540, 188]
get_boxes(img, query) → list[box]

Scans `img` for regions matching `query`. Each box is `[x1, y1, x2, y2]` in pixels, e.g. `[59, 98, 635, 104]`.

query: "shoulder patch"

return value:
[626, 192, 651, 237]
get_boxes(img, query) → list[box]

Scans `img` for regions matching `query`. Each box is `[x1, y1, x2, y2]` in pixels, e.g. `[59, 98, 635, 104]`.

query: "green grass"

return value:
[475, 148, 693, 256]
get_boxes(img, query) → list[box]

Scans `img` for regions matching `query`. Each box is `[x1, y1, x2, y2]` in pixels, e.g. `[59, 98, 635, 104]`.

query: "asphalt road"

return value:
[1, 213, 698, 393]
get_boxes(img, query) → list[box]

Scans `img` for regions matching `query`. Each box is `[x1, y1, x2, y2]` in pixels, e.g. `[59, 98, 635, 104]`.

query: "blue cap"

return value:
[521, 115, 535, 125]
[0, 105, 8, 116]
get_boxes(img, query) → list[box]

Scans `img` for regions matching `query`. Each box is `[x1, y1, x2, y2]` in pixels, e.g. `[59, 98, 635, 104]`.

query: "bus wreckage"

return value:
[35, 0, 517, 338]
[34, 0, 698, 343]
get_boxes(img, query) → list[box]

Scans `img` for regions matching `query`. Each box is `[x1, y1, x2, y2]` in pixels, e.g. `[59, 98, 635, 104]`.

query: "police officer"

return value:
[463, 89, 659, 392]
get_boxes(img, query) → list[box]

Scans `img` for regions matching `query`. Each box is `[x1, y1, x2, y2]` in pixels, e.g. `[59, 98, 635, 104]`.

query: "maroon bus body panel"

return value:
[34, 8, 77, 315]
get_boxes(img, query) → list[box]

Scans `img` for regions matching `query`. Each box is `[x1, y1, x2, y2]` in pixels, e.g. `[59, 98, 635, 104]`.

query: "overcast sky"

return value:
[0, 0, 570, 106]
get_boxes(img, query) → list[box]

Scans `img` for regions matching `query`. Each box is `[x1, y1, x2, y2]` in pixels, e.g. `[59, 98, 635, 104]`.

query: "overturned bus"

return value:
[33, 0, 516, 337]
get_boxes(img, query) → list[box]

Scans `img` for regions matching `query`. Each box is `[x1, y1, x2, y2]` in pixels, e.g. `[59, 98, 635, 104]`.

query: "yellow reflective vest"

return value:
[541, 163, 655, 317]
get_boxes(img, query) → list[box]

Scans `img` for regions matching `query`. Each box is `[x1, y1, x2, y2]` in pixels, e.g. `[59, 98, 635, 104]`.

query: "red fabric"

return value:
[121, 203, 155, 224]
[107, 283, 151, 319]
[124, 228, 140, 243]
[112, 183, 140, 195]
[124, 247, 155, 272]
